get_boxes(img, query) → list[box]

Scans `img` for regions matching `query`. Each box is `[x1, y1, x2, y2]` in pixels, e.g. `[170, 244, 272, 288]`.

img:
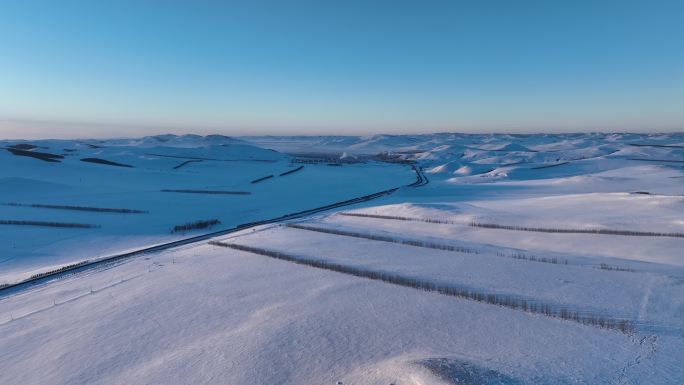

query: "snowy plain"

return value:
[1, 133, 683, 384]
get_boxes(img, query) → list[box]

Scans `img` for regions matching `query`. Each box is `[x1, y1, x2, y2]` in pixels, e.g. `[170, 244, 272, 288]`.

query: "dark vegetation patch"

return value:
[80, 158, 133, 168]
[598, 263, 634, 272]
[291, 154, 360, 164]
[215, 242, 633, 333]
[531, 161, 570, 170]
[6, 148, 64, 163]
[251, 174, 274, 184]
[279, 165, 304, 176]
[374, 151, 413, 162]
[0, 220, 100, 228]
[629, 143, 684, 149]
[340, 213, 684, 239]
[161, 189, 250, 195]
[171, 219, 221, 233]
[339, 212, 455, 224]
[173, 159, 202, 170]
[496, 251, 568, 265]
[287, 223, 476, 254]
[470, 222, 684, 238]
[8, 144, 38, 150]
[2, 202, 147, 214]
[75, 141, 103, 149]
[29, 260, 90, 281]
[628, 158, 684, 164]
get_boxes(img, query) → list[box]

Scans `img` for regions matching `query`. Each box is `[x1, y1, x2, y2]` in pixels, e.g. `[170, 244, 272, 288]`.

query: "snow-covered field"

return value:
[1, 133, 683, 384]
[0, 135, 412, 284]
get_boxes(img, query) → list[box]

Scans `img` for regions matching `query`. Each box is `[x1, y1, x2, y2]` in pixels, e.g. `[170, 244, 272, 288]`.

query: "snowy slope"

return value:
[2, 236, 679, 385]
[0, 135, 414, 284]
[1, 132, 683, 384]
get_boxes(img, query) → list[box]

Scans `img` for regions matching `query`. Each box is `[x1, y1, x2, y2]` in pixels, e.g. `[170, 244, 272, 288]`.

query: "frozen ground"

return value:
[1, 133, 683, 384]
[0, 135, 413, 284]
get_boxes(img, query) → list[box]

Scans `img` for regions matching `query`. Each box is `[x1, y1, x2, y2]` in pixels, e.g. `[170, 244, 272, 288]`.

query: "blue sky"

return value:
[0, 0, 682, 138]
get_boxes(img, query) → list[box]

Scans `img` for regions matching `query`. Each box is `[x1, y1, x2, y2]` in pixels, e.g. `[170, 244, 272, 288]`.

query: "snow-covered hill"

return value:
[0, 135, 414, 284]
[1, 133, 683, 384]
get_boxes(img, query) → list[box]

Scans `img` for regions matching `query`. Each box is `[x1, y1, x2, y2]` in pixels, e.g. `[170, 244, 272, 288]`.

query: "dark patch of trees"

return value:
[279, 166, 304, 176]
[496, 251, 568, 265]
[8, 144, 38, 150]
[629, 143, 684, 149]
[80, 158, 133, 168]
[339, 212, 455, 224]
[251, 174, 274, 184]
[0, 220, 99, 228]
[2, 202, 147, 214]
[291, 154, 360, 164]
[173, 160, 202, 170]
[171, 219, 221, 233]
[74, 141, 103, 149]
[287, 223, 475, 254]
[628, 158, 684, 164]
[598, 263, 634, 272]
[6, 148, 64, 163]
[340, 212, 684, 239]
[470, 222, 684, 238]
[29, 260, 90, 280]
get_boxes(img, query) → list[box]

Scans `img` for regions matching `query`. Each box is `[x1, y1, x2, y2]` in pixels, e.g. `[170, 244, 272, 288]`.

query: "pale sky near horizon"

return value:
[1, 0, 683, 139]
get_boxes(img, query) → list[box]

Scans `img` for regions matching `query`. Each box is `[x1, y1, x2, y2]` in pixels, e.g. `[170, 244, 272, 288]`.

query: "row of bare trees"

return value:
[30, 260, 90, 280]
[171, 219, 221, 233]
[3, 202, 146, 214]
[0, 220, 99, 228]
[214, 241, 633, 333]
[471, 222, 684, 238]
[287, 223, 475, 254]
[340, 212, 684, 238]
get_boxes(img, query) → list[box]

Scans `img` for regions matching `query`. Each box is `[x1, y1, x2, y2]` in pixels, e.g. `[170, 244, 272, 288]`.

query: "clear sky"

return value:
[1, 0, 682, 138]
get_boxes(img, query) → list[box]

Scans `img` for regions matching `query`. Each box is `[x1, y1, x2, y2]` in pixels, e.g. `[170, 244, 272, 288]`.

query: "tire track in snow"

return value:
[638, 275, 655, 321]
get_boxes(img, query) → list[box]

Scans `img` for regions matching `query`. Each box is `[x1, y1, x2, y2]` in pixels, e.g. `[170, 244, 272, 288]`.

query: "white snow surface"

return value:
[1, 133, 683, 384]
[0, 134, 413, 284]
